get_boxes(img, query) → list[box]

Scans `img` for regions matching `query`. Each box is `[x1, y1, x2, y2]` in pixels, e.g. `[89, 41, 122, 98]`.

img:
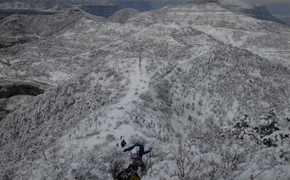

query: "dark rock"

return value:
[0, 85, 44, 99]
[0, 9, 57, 21]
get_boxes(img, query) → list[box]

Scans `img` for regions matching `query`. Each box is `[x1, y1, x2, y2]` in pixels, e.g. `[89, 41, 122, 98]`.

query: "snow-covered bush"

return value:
[171, 142, 203, 180]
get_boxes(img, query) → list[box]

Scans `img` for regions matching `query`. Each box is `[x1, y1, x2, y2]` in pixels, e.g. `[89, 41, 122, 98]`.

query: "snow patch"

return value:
[49, 71, 71, 81]
[119, 57, 150, 107]
[227, 99, 239, 121]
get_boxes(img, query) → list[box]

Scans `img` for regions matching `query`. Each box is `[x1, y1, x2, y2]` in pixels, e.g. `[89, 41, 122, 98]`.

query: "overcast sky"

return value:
[242, 0, 290, 5]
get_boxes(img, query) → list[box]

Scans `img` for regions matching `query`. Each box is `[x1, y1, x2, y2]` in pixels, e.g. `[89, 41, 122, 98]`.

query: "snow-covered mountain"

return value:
[219, 0, 287, 25]
[1, 0, 290, 179]
[0, 0, 114, 21]
[266, 3, 290, 26]
[0, 1, 32, 9]
[0, 0, 111, 9]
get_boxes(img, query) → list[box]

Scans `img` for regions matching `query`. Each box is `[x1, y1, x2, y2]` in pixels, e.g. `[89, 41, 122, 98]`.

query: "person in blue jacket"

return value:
[123, 139, 151, 171]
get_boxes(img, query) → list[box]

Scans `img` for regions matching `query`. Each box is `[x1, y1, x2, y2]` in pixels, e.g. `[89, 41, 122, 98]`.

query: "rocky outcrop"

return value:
[0, 85, 44, 99]
[0, 85, 44, 120]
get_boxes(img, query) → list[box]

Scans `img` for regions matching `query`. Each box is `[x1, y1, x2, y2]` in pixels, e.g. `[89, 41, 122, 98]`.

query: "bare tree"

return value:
[171, 141, 203, 180]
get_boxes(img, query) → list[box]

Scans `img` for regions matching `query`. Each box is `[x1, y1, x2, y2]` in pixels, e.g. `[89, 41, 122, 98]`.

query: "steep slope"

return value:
[0, 7, 105, 48]
[219, 0, 286, 25]
[0, 0, 114, 21]
[0, 1, 290, 179]
[266, 3, 290, 26]
[108, 8, 139, 23]
[145, 1, 290, 66]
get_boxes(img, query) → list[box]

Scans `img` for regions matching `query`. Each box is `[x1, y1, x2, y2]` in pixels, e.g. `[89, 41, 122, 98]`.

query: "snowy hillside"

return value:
[1, 0, 290, 179]
[219, 0, 285, 24]
[0, 0, 111, 9]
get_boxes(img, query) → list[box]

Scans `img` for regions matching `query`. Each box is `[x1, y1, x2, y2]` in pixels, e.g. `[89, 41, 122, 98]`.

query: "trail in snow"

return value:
[120, 57, 150, 106]
[56, 57, 151, 153]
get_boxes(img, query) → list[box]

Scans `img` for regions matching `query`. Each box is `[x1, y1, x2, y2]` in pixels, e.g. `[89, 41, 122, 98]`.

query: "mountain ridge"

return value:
[0, 0, 287, 27]
[0, 1, 290, 179]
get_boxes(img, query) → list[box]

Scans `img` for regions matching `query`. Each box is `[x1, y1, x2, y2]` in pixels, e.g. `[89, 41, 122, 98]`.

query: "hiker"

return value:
[123, 139, 152, 171]
[121, 139, 127, 148]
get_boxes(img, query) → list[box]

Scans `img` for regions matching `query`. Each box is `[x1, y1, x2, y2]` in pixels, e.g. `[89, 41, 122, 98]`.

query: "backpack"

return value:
[130, 146, 140, 160]
[121, 140, 126, 148]
[116, 168, 140, 180]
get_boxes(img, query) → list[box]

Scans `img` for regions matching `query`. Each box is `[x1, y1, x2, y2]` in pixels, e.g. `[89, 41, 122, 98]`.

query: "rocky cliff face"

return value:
[0, 85, 44, 120]
[0, 85, 44, 99]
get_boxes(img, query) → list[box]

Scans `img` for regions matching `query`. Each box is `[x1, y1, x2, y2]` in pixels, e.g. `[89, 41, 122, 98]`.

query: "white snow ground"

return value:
[0, 1, 290, 180]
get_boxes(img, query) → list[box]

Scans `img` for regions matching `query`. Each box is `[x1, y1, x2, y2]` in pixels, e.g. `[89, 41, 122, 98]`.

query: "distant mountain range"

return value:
[0, 0, 111, 8]
[266, 3, 290, 26]
[0, 0, 289, 26]
[219, 0, 287, 25]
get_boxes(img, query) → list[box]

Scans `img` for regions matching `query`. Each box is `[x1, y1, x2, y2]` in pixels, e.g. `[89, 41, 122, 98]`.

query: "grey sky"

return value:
[242, 0, 290, 5]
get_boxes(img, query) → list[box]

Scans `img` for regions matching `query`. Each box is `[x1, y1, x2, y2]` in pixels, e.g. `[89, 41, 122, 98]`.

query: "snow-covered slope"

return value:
[0, 1, 32, 9]
[1, 1, 290, 179]
[219, 0, 287, 25]
[0, 0, 111, 9]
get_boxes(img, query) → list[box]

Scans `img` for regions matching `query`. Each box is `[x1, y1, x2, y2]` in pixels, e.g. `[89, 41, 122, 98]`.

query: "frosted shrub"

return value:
[139, 91, 154, 102]
[72, 167, 99, 180]
[101, 147, 127, 179]
[1, 168, 15, 180]
[106, 134, 116, 142]
[203, 148, 251, 180]
[108, 156, 126, 179]
[154, 79, 171, 106]
[171, 142, 203, 180]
